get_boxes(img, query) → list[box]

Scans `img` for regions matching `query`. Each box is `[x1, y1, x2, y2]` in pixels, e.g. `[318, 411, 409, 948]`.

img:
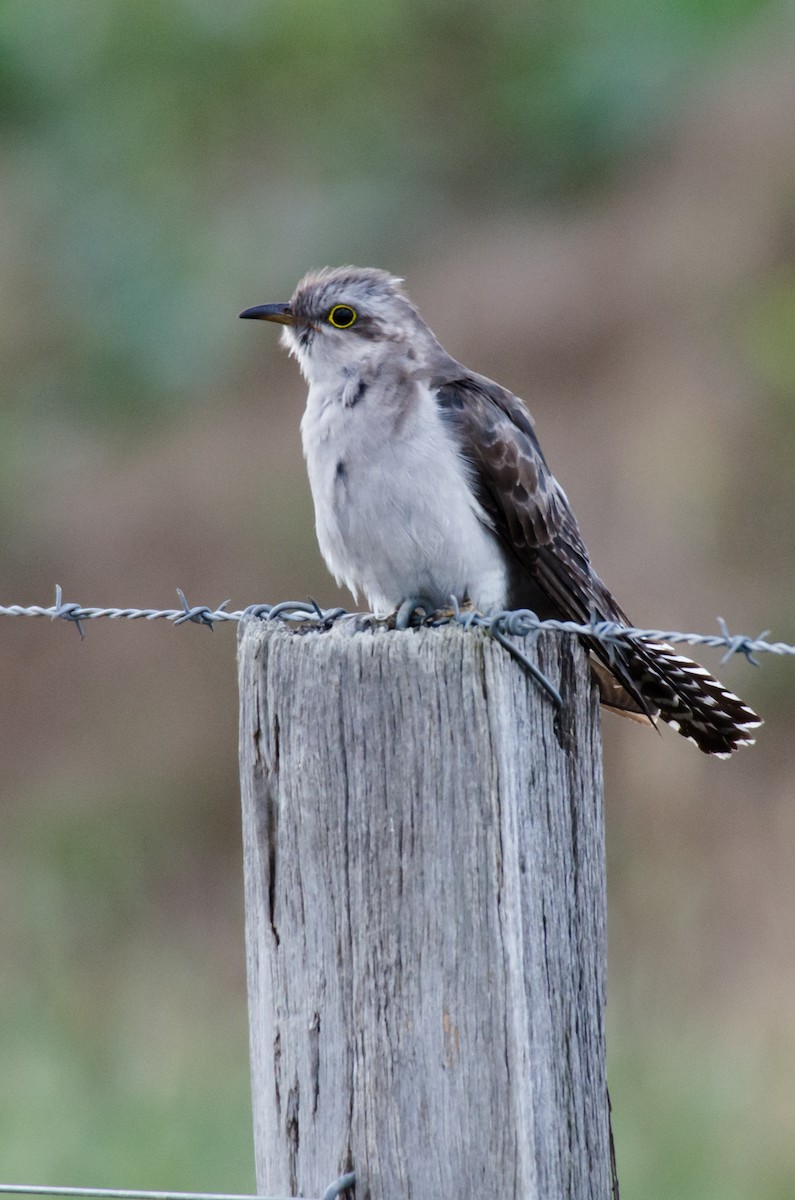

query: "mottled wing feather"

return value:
[434, 373, 649, 707]
[433, 372, 762, 755]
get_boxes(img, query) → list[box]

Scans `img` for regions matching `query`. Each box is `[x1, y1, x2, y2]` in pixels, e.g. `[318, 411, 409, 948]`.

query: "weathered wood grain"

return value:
[238, 618, 609, 1200]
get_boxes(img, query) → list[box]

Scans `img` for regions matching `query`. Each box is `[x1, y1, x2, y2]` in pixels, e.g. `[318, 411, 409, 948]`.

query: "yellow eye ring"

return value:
[328, 304, 358, 329]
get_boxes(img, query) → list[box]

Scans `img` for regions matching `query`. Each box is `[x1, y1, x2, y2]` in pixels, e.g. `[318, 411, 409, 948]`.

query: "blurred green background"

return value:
[0, 1, 794, 1196]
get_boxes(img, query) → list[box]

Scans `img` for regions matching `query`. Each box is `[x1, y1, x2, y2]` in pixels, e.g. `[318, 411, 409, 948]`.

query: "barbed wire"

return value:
[0, 587, 786, 668]
[0, 1173, 355, 1200]
[0, 584, 785, 713]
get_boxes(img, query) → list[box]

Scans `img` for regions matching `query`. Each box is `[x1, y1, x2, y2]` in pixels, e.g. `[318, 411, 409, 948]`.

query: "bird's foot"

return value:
[389, 596, 480, 630]
[389, 596, 435, 630]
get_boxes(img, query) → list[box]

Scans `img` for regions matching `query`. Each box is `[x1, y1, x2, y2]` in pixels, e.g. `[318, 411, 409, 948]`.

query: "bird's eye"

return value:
[327, 304, 357, 329]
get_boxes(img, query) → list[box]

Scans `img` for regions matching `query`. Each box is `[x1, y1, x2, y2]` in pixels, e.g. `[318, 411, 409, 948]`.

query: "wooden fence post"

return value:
[237, 618, 610, 1200]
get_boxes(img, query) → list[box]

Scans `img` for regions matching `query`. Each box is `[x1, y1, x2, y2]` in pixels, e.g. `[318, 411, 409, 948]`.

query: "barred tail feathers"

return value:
[603, 639, 762, 757]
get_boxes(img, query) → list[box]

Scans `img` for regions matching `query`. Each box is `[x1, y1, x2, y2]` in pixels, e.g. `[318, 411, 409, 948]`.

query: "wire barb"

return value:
[174, 589, 229, 632]
[52, 585, 86, 640]
[716, 616, 767, 667]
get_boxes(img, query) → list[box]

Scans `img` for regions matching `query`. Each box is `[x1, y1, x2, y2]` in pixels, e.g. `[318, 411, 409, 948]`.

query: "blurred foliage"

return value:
[0, 1, 791, 1196]
[0, 785, 254, 1187]
[743, 272, 795, 397]
[0, 0, 778, 428]
[610, 1030, 795, 1200]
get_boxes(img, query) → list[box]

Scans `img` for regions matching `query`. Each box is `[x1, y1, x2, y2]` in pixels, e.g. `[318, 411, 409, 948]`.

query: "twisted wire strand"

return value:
[0, 1171, 355, 1200]
[0, 588, 786, 667]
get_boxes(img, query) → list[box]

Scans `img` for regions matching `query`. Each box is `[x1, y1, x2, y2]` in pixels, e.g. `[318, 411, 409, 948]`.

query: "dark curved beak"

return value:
[239, 302, 297, 326]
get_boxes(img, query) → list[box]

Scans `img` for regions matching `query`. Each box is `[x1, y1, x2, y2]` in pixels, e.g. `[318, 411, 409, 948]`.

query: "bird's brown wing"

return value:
[433, 372, 653, 714]
[433, 371, 761, 754]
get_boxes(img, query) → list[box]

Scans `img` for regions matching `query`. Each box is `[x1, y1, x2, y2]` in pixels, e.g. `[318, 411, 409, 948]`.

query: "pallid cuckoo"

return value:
[241, 266, 760, 756]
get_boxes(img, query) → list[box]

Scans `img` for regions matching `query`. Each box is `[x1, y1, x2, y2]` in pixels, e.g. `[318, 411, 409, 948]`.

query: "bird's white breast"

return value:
[300, 373, 507, 613]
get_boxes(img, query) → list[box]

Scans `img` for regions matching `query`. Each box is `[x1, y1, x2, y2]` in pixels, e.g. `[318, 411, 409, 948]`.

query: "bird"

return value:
[241, 265, 761, 756]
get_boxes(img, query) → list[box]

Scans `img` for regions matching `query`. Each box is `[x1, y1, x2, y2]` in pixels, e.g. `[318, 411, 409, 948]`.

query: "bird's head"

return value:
[240, 265, 440, 384]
